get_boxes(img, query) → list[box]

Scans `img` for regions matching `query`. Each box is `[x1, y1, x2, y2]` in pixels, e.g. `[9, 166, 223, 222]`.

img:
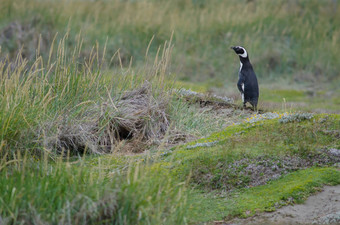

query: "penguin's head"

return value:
[231, 46, 248, 58]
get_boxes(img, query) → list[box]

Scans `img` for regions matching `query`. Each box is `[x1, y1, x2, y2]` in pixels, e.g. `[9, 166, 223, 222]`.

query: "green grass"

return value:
[172, 80, 210, 93]
[187, 167, 340, 222]
[259, 88, 340, 112]
[261, 88, 306, 102]
[0, 155, 187, 224]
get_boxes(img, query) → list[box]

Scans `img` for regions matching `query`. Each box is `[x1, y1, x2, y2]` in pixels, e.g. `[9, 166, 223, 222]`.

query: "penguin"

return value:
[231, 46, 259, 111]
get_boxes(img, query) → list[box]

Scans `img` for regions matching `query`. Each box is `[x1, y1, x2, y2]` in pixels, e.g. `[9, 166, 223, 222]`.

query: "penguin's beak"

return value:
[231, 46, 237, 51]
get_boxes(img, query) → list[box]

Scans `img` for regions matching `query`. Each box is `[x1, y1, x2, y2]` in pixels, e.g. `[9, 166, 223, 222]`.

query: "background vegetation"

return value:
[1, 0, 339, 85]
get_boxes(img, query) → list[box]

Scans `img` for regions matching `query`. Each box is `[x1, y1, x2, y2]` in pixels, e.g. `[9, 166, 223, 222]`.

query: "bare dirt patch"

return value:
[227, 185, 340, 225]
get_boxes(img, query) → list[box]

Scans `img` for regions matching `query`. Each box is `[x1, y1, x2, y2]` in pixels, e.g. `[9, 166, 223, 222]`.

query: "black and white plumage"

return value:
[231, 46, 259, 110]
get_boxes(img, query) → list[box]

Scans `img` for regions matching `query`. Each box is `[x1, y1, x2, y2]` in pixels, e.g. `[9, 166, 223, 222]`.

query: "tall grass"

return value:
[0, 31, 224, 158]
[0, 0, 339, 85]
[0, 33, 168, 156]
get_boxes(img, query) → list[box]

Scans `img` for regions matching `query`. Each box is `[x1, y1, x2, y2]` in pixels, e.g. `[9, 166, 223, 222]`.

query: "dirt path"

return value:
[227, 185, 340, 225]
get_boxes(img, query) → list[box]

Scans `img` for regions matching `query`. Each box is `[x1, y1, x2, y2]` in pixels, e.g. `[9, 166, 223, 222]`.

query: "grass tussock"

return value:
[46, 81, 170, 155]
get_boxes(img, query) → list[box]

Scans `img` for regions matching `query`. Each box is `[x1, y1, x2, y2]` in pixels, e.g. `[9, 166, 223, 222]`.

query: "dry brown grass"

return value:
[41, 81, 170, 155]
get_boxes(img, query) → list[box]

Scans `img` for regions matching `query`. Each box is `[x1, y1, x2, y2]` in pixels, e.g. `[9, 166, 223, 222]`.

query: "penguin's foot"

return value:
[250, 103, 258, 112]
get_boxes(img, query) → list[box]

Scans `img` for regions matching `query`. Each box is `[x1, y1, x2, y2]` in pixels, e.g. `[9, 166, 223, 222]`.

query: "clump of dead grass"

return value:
[42, 82, 170, 155]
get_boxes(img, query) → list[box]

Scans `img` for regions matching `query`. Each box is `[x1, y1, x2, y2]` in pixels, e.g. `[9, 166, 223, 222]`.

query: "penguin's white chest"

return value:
[239, 62, 244, 102]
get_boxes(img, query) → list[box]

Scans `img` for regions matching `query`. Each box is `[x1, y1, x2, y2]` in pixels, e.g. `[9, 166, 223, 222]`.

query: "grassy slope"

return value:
[0, 76, 338, 221]
[170, 114, 339, 186]
[155, 113, 339, 223]
[1, 106, 339, 224]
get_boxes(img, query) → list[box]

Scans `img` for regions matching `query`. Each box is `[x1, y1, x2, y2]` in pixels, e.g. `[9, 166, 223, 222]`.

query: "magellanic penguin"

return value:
[231, 46, 259, 111]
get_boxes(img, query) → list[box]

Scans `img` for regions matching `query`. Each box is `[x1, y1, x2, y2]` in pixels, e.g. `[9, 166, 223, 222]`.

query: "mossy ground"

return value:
[157, 113, 340, 223]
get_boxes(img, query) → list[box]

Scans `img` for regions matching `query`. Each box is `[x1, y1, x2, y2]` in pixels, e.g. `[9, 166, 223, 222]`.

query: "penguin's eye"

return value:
[237, 49, 244, 55]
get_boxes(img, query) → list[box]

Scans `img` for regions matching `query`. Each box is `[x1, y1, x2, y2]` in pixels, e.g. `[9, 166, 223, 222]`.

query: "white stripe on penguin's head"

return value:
[237, 46, 247, 58]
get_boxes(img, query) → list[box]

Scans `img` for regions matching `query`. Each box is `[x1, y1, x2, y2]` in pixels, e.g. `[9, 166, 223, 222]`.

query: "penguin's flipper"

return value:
[237, 76, 245, 94]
